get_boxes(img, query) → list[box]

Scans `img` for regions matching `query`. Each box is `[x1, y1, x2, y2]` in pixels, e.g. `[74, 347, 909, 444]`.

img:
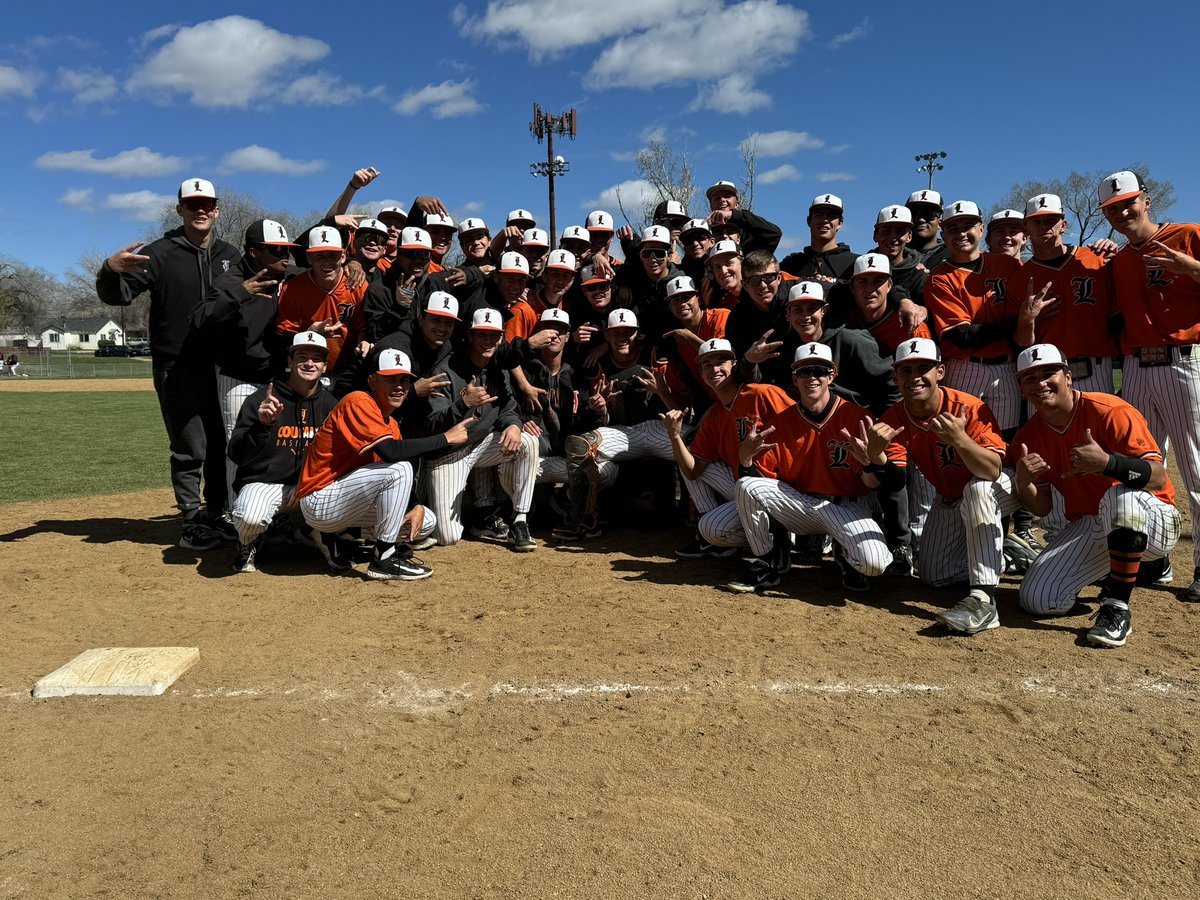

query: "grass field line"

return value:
[3, 670, 1193, 711]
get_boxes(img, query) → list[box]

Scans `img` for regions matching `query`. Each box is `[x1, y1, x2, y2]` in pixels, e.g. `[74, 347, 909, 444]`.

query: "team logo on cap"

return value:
[889, 208, 898, 219]
[822, 195, 831, 204]
[320, 230, 329, 242]
[616, 312, 628, 324]
[809, 345, 820, 355]
[1030, 348, 1041, 362]
[194, 180, 201, 192]
[484, 311, 492, 323]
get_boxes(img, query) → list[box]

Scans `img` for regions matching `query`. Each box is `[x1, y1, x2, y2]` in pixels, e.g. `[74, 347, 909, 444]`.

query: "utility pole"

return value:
[915, 151, 947, 190]
[529, 103, 577, 250]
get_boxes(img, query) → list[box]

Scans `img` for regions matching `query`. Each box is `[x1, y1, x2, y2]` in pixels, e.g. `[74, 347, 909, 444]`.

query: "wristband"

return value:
[865, 462, 887, 475]
[1102, 453, 1153, 488]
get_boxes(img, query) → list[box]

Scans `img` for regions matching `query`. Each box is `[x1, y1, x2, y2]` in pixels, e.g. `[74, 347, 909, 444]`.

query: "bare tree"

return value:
[991, 163, 1177, 246]
[626, 133, 697, 228]
[0, 258, 59, 334]
[738, 134, 759, 212]
[155, 190, 309, 247]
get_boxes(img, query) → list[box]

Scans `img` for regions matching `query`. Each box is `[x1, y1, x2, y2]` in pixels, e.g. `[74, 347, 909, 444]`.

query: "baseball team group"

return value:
[94, 166, 1200, 650]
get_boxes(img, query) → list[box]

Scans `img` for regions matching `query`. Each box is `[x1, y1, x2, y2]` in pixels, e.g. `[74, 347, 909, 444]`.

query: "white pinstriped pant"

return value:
[736, 477, 892, 576]
[908, 466, 936, 550]
[680, 462, 756, 548]
[1122, 350, 1200, 569]
[216, 368, 265, 504]
[1067, 357, 1115, 394]
[231, 482, 291, 544]
[424, 431, 539, 545]
[300, 460, 431, 545]
[595, 421, 676, 462]
[535, 455, 617, 488]
[917, 472, 1020, 587]
[942, 358, 1020, 431]
[1020, 485, 1181, 615]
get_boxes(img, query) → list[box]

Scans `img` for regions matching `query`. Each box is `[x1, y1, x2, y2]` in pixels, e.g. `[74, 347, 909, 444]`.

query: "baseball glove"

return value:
[1003, 535, 1038, 575]
[565, 430, 602, 467]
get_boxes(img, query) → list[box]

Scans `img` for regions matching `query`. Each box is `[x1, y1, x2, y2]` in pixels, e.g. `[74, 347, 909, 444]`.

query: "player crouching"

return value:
[295, 349, 470, 580]
[731, 342, 894, 595]
[1012, 344, 1181, 647]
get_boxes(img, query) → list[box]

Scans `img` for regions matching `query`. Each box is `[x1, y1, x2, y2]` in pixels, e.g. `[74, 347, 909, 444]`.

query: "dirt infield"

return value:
[2, 488, 1199, 898]
[0, 377, 154, 393]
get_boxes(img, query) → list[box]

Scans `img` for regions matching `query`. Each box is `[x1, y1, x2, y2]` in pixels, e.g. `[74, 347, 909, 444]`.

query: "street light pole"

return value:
[915, 151, 947, 190]
[529, 103, 577, 250]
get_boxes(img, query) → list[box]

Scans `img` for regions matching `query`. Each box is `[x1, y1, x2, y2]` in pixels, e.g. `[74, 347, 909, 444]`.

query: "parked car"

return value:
[127, 341, 152, 356]
[94, 345, 131, 357]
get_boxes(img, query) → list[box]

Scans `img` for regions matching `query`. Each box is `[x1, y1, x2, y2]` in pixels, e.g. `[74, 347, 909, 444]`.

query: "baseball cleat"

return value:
[1186, 568, 1200, 602]
[841, 567, 871, 593]
[468, 512, 510, 541]
[884, 545, 915, 578]
[314, 530, 353, 572]
[676, 538, 738, 560]
[406, 536, 438, 552]
[510, 520, 537, 552]
[1135, 557, 1173, 586]
[366, 552, 433, 581]
[1086, 600, 1131, 648]
[550, 519, 602, 542]
[179, 521, 221, 551]
[1010, 528, 1044, 554]
[937, 591, 1000, 634]
[231, 538, 262, 574]
[723, 558, 781, 595]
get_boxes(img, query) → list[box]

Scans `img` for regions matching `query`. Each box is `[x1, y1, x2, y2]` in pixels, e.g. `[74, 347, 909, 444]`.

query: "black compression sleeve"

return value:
[867, 460, 906, 491]
[373, 434, 450, 462]
[941, 318, 1015, 349]
[1102, 453, 1154, 488]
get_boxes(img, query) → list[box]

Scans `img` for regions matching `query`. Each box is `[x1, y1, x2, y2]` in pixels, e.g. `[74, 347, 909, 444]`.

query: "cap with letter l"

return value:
[307, 227, 343, 252]
[876, 205, 913, 226]
[705, 180, 738, 201]
[792, 342, 834, 369]
[696, 337, 736, 361]
[458, 217, 488, 235]
[580, 265, 611, 286]
[246, 219, 298, 246]
[179, 177, 216, 200]
[892, 337, 942, 367]
[470, 308, 504, 331]
[522, 228, 549, 248]
[560, 225, 590, 245]
[1099, 170, 1146, 208]
[988, 209, 1025, 230]
[852, 253, 891, 278]
[1024, 194, 1064, 218]
[905, 189, 943, 210]
[507, 208, 536, 228]
[681, 217, 712, 237]
[653, 199, 688, 221]
[377, 206, 408, 225]
[941, 200, 983, 223]
[585, 210, 614, 232]
[538, 308, 571, 330]
[356, 217, 389, 237]
[640, 224, 672, 246]
[424, 212, 455, 230]
[499, 251, 531, 276]
[707, 239, 741, 261]
[810, 193, 844, 212]
[400, 227, 432, 250]
[787, 280, 826, 304]
[1015, 343, 1067, 376]
[291, 331, 328, 353]
[424, 290, 460, 320]
[665, 274, 698, 299]
[376, 348, 412, 376]
[545, 249, 576, 272]
[606, 309, 639, 330]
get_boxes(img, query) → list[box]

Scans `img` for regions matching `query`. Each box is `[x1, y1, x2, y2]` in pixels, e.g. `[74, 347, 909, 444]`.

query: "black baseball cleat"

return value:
[676, 537, 737, 560]
[884, 544, 915, 578]
[468, 511, 510, 541]
[366, 551, 433, 581]
[314, 529, 353, 572]
[724, 558, 781, 595]
[231, 537, 263, 574]
[1135, 556, 1172, 586]
[180, 520, 221, 551]
[1187, 568, 1200, 602]
[1086, 600, 1131, 648]
[510, 520, 537, 552]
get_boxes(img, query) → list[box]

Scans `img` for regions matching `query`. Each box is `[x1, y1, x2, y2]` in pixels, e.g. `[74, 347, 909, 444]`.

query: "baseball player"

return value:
[226, 331, 337, 573]
[703, 180, 782, 255]
[507, 249, 575, 340]
[423, 212, 457, 271]
[584, 210, 621, 270]
[613, 225, 679, 345]
[730, 342, 894, 594]
[660, 274, 730, 404]
[678, 218, 715, 285]
[869, 338, 1019, 634]
[706, 239, 744, 311]
[845, 253, 932, 352]
[567, 265, 617, 363]
[458, 218, 494, 268]
[349, 218, 391, 284]
[906, 189, 949, 270]
[296, 348, 471, 580]
[423, 308, 541, 550]
[1099, 170, 1200, 599]
[96, 177, 240, 549]
[780, 194, 856, 282]
[520, 228, 551, 280]
[1011, 344, 1181, 646]
[985, 209, 1027, 258]
[871, 205, 929, 306]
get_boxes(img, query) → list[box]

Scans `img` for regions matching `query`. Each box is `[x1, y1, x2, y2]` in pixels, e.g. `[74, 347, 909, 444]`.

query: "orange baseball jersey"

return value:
[881, 387, 1006, 498]
[711, 287, 739, 311]
[1008, 247, 1117, 358]
[504, 300, 540, 341]
[756, 396, 872, 497]
[276, 271, 367, 371]
[925, 252, 1021, 359]
[848, 305, 931, 354]
[675, 309, 731, 388]
[376, 255, 394, 273]
[690, 382, 794, 468]
[1010, 390, 1174, 521]
[1110, 222, 1200, 353]
[295, 391, 400, 499]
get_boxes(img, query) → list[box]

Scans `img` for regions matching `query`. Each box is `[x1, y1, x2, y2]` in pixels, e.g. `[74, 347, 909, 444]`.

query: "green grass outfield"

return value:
[5, 350, 153, 380]
[0, 391, 169, 503]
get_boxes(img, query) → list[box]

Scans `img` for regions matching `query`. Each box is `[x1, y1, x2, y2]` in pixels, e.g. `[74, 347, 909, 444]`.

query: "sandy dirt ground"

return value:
[2, 487, 1199, 899]
[0, 378, 153, 393]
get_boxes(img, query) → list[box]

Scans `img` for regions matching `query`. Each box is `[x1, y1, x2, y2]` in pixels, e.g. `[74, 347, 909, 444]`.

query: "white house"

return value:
[39, 316, 123, 351]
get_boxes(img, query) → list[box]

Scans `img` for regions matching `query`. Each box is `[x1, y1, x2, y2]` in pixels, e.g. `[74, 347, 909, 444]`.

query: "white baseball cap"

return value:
[665, 274, 698, 299]
[424, 212, 455, 230]
[788, 281, 825, 304]
[1099, 171, 1145, 208]
[307, 227, 343, 252]
[458, 217, 488, 235]
[1016, 343, 1068, 376]
[507, 208, 536, 228]
[179, 177, 216, 200]
[376, 348, 412, 376]
[792, 342, 834, 369]
[942, 200, 983, 223]
[377, 206, 407, 224]
[640, 225, 671, 246]
[356, 217, 388, 236]
[705, 180, 738, 201]
[499, 251, 531, 276]
[400, 227, 432, 251]
[708, 239, 740, 261]
[538, 308, 571, 330]
[290, 331, 328, 352]
[585, 210, 614, 232]
[606, 309, 638, 330]
[245, 219, 298, 247]
[424, 291, 460, 320]
[893, 337, 941, 366]
[545, 249, 576, 272]
[681, 218, 712, 236]
[522, 228, 549, 248]
[560, 225, 590, 245]
[696, 337, 735, 361]
[810, 193, 843, 212]
[1024, 194, 1064, 218]
[655, 199, 688, 220]
[876, 205, 913, 226]
[470, 308, 504, 331]
[580, 265, 611, 286]
[989, 209, 1025, 227]
[906, 189, 943, 209]
[852, 253, 891, 278]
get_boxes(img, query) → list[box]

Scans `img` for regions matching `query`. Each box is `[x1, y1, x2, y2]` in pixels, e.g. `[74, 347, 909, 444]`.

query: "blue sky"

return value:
[2, 0, 1196, 277]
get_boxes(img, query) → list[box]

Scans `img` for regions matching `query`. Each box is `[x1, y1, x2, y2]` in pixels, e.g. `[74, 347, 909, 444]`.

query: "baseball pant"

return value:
[231, 482, 290, 544]
[1020, 485, 1181, 615]
[153, 360, 228, 516]
[536, 455, 617, 488]
[301, 460, 433, 545]
[216, 368, 265, 505]
[685, 463, 745, 547]
[1122, 349, 1200, 569]
[943, 358, 1020, 431]
[424, 432, 539, 545]
[917, 472, 1020, 587]
[736, 477, 892, 575]
[1069, 357, 1115, 394]
[908, 466, 936, 551]
[595, 421, 676, 463]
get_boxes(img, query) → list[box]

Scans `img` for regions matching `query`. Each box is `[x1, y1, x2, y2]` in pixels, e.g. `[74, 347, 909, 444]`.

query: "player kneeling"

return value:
[1012, 344, 1180, 648]
[295, 349, 470, 580]
[730, 343, 893, 595]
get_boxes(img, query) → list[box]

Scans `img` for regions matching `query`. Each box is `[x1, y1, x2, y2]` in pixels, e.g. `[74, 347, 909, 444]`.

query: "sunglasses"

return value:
[400, 248, 432, 261]
[744, 272, 781, 287]
[357, 232, 387, 246]
[258, 244, 292, 258]
[793, 366, 833, 379]
[183, 199, 216, 212]
[640, 248, 668, 260]
[583, 281, 612, 292]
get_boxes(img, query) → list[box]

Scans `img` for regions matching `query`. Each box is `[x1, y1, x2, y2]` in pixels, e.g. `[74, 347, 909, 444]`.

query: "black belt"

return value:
[1067, 355, 1110, 365]
[1136, 345, 1194, 366]
[965, 354, 1012, 365]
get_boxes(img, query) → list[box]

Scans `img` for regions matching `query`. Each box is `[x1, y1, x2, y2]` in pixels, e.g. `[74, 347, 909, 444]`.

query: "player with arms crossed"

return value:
[1011, 344, 1180, 647]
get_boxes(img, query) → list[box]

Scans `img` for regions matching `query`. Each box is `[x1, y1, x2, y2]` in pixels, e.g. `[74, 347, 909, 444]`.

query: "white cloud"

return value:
[830, 17, 870, 49]
[817, 172, 856, 183]
[348, 198, 409, 216]
[103, 190, 175, 221]
[35, 147, 187, 178]
[59, 188, 94, 211]
[394, 79, 482, 118]
[281, 73, 380, 106]
[691, 73, 771, 114]
[826, 143, 852, 155]
[744, 130, 825, 157]
[57, 68, 117, 104]
[759, 164, 800, 185]
[127, 16, 329, 108]
[219, 145, 325, 176]
[0, 65, 40, 98]
[460, 201, 484, 214]
[582, 179, 658, 214]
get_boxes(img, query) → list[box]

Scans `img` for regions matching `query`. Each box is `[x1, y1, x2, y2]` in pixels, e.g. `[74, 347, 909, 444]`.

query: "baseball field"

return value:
[2, 378, 1198, 899]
